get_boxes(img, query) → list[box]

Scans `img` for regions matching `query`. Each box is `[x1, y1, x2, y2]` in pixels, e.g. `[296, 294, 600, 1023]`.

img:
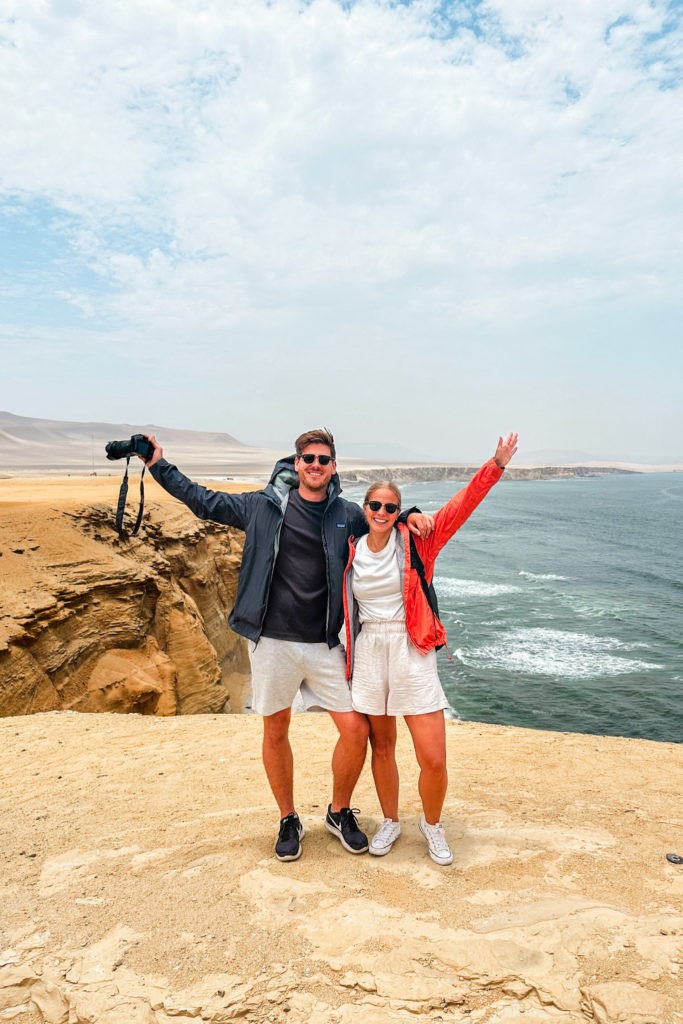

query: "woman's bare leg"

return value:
[403, 710, 447, 824]
[368, 715, 399, 820]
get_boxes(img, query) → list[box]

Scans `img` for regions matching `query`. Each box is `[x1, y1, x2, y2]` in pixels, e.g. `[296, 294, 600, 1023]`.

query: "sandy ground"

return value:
[0, 474, 254, 507]
[1, 711, 682, 1024]
[1, 476, 682, 1023]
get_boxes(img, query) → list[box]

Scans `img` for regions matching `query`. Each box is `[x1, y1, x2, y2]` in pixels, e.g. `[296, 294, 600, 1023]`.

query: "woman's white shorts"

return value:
[350, 620, 450, 717]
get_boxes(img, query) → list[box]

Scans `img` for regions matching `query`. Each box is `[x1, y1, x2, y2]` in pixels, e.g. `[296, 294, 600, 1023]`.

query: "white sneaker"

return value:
[419, 814, 453, 865]
[369, 819, 401, 857]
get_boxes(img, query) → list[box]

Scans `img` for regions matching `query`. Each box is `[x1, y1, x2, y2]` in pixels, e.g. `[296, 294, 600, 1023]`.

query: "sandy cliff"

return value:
[1, 476, 682, 1024]
[0, 477, 251, 718]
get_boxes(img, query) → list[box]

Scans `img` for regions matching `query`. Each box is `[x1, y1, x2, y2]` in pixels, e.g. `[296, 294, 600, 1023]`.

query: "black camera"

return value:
[105, 434, 155, 463]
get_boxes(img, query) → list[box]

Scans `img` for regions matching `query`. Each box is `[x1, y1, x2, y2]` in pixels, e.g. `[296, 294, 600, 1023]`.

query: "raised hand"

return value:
[494, 432, 518, 468]
[142, 434, 163, 467]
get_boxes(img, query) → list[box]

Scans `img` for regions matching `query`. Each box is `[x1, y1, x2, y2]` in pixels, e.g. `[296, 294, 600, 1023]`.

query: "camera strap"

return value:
[115, 457, 146, 538]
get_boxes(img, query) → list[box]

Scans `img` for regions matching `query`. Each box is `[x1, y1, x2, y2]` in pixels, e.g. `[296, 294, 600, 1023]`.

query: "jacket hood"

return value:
[265, 455, 342, 504]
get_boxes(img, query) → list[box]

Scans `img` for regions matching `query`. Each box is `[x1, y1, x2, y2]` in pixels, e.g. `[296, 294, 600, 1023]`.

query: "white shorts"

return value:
[248, 636, 353, 717]
[351, 620, 449, 718]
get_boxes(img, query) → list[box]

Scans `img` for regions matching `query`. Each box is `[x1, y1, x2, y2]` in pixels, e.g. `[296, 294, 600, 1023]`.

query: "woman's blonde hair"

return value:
[363, 480, 401, 506]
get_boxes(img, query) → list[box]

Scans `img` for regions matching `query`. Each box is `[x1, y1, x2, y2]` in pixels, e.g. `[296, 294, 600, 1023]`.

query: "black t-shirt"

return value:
[260, 488, 332, 644]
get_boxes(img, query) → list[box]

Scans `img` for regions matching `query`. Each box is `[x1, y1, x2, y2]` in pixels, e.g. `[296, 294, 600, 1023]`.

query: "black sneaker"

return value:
[325, 805, 368, 854]
[275, 813, 305, 862]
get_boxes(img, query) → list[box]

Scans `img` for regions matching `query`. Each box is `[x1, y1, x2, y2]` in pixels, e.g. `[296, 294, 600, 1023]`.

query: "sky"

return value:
[1, 0, 682, 462]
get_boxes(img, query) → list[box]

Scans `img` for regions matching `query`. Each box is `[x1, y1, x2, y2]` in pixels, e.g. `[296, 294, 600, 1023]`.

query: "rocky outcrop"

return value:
[340, 464, 639, 485]
[0, 500, 250, 717]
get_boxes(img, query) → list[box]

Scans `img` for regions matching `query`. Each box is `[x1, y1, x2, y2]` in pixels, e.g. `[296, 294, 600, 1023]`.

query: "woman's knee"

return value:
[419, 750, 447, 776]
[371, 739, 397, 762]
[369, 722, 397, 760]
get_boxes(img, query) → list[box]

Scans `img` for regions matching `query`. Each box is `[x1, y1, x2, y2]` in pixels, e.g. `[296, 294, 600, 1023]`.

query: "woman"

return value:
[342, 433, 518, 865]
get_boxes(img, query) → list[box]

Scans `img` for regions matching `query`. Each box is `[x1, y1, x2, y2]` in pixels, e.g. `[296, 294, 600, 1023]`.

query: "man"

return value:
[143, 428, 431, 862]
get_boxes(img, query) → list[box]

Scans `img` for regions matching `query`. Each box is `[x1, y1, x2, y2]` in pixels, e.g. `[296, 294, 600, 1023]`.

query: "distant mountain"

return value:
[0, 410, 248, 474]
[2, 412, 680, 478]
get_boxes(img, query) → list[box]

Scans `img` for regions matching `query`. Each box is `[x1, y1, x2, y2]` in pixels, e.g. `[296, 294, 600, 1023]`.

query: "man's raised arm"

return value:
[141, 434, 252, 530]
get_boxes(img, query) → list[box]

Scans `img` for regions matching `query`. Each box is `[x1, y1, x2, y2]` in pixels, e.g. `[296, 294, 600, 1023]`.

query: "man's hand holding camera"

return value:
[142, 434, 163, 468]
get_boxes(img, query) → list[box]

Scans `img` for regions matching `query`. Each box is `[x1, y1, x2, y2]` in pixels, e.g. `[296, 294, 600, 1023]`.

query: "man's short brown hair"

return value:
[294, 428, 336, 461]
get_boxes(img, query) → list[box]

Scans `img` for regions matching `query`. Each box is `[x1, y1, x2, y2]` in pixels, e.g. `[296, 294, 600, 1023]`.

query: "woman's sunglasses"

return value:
[298, 453, 333, 465]
[366, 500, 400, 514]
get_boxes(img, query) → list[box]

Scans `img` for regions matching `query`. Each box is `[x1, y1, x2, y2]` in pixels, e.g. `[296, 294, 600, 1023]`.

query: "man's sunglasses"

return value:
[298, 453, 333, 465]
[366, 500, 401, 514]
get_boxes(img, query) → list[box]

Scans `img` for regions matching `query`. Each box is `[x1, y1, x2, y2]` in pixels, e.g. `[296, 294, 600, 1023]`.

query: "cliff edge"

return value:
[0, 476, 250, 717]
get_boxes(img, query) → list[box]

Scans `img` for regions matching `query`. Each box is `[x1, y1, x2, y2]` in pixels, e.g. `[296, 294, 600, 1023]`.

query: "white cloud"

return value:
[0, 0, 681, 453]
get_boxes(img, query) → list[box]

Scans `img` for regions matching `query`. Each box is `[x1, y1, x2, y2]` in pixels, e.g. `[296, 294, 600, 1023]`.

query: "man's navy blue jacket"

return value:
[149, 455, 368, 647]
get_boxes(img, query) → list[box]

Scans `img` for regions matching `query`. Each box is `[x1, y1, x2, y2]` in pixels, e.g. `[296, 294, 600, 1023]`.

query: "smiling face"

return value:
[295, 443, 336, 501]
[363, 483, 402, 545]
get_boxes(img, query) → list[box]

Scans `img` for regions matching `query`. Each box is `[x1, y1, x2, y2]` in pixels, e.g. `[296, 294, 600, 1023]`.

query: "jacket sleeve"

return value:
[420, 458, 504, 566]
[149, 458, 252, 529]
[347, 500, 369, 538]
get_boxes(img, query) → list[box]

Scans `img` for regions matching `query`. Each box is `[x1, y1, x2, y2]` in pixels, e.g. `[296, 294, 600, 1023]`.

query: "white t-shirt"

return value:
[352, 532, 405, 622]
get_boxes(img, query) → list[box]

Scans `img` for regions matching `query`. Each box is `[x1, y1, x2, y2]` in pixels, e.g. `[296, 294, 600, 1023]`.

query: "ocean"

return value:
[345, 472, 682, 744]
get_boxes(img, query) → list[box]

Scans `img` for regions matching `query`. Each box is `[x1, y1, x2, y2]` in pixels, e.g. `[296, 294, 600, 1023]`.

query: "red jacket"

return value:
[342, 458, 503, 680]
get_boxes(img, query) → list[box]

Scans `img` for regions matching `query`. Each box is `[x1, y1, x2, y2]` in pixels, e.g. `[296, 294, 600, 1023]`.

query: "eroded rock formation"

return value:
[0, 500, 250, 716]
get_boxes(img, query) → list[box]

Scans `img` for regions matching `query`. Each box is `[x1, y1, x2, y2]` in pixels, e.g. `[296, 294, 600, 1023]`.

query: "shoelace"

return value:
[340, 807, 362, 831]
[279, 815, 300, 841]
[424, 821, 450, 855]
[374, 819, 399, 845]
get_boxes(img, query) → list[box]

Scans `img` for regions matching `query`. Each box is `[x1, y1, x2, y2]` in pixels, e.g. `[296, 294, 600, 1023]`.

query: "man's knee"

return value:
[336, 710, 369, 748]
[263, 708, 292, 745]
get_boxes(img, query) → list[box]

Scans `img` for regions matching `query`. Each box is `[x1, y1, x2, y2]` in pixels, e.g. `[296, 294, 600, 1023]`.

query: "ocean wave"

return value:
[433, 576, 522, 598]
[559, 594, 629, 621]
[466, 628, 661, 679]
[518, 570, 569, 582]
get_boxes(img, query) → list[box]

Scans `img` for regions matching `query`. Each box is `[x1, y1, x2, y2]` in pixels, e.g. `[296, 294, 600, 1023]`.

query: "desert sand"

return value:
[1, 476, 682, 1024]
[1, 713, 682, 1024]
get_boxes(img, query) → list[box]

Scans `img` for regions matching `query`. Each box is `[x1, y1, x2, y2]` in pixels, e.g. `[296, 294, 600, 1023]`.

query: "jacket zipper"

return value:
[256, 489, 289, 639]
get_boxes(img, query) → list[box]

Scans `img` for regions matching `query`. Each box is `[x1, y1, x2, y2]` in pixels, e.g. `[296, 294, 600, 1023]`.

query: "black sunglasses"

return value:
[298, 453, 333, 465]
[366, 500, 400, 514]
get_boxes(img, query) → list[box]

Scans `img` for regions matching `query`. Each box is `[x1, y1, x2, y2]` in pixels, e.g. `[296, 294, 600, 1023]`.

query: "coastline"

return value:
[1, 461, 681, 487]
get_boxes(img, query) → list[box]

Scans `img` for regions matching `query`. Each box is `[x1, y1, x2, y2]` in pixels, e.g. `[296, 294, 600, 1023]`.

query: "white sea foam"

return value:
[469, 628, 660, 679]
[433, 577, 522, 598]
[518, 570, 569, 582]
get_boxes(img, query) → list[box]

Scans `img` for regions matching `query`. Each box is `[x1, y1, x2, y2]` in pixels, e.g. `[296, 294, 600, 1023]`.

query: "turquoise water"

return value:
[345, 473, 683, 743]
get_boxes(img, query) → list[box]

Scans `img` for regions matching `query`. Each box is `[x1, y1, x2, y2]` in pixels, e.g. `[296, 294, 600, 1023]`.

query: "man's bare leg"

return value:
[262, 707, 295, 817]
[327, 709, 369, 812]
